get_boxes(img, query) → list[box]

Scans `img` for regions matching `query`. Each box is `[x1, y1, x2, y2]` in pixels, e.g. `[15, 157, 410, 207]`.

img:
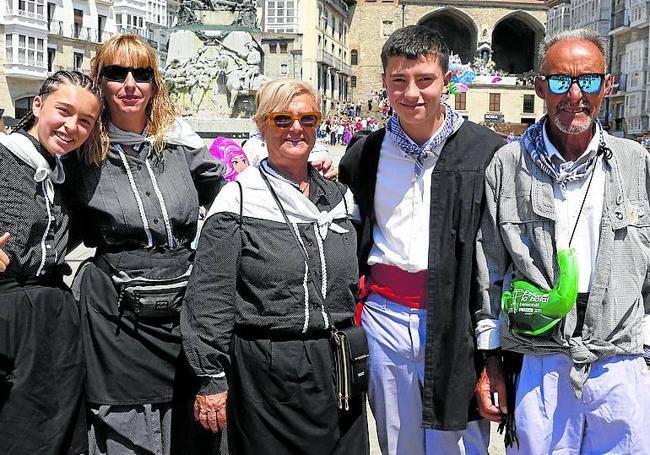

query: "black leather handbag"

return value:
[331, 324, 369, 410]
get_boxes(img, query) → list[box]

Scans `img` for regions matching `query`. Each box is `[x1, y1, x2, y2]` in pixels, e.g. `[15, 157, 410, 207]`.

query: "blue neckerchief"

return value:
[522, 116, 603, 186]
[386, 102, 463, 179]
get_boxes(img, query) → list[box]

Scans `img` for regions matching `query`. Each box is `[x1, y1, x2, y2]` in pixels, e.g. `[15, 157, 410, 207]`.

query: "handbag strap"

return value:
[235, 180, 243, 226]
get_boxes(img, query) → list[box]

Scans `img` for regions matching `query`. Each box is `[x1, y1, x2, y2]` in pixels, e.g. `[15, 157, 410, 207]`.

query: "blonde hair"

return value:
[252, 79, 320, 137]
[90, 34, 178, 160]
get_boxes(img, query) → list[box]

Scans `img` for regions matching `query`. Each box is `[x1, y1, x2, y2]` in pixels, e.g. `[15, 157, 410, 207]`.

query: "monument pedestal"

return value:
[164, 4, 266, 138]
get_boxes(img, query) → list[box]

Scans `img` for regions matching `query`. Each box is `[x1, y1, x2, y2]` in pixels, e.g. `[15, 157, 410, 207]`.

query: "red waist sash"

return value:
[360, 263, 428, 310]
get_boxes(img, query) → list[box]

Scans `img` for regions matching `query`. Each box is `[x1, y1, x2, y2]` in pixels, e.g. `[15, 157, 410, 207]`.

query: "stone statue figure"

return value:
[236, 0, 257, 28]
[177, 0, 206, 24]
[243, 41, 261, 90]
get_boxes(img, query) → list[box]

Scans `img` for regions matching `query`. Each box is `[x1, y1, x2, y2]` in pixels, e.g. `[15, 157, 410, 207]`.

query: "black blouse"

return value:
[182, 166, 359, 395]
[0, 131, 69, 279]
[61, 140, 225, 250]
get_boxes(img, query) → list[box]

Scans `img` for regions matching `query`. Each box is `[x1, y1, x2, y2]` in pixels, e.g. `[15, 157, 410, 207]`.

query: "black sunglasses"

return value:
[101, 65, 155, 83]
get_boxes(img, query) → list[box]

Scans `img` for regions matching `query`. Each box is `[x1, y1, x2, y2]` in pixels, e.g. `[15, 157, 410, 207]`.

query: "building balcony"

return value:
[159, 42, 168, 53]
[629, 1, 650, 27]
[5, 5, 46, 21]
[48, 20, 65, 36]
[48, 22, 102, 43]
[610, 10, 630, 34]
[340, 61, 352, 76]
[113, 0, 147, 11]
[317, 49, 335, 67]
[325, 0, 349, 17]
[625, 115, 649, 134]
[4, 6, 47, 28]
[73, 25, 95, 41]
[116, 26, 147, 38]
[98, 30, 113, 43]
[5, 57, 48, 80]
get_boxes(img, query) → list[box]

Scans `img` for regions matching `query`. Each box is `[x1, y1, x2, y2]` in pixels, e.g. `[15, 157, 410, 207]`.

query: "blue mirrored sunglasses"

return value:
[538, 73, 605, 95]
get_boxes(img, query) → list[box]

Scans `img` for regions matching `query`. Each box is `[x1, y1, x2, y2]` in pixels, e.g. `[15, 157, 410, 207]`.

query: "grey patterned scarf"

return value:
[107, 118, 204, 149]
[522, 116, 604, 186]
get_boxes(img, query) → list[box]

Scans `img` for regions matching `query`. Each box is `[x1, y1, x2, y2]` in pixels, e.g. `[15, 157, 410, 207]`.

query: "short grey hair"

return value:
[537, 29, 607, 72]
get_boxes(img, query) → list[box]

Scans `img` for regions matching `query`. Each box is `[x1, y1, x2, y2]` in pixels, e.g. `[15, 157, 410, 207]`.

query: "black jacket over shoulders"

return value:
[339, 121, 505, 430]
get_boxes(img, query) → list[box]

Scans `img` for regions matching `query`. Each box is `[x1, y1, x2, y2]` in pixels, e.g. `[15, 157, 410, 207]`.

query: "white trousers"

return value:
[362, 295, 490, 455]
[509, 353, 650, 455]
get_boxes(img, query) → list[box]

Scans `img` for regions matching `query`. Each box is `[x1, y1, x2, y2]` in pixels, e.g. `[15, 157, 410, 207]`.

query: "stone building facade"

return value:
[348, 0, 547, 126]
[259, 0, 354, 112]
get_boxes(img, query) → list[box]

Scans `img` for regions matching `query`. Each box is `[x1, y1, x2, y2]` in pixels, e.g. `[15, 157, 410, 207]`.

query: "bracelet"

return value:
[644, 345, 650, 366]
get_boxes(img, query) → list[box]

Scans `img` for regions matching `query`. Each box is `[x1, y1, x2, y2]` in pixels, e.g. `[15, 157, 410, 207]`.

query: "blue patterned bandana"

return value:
[386, 102, 464, 178]
[522, 116, 604, 186]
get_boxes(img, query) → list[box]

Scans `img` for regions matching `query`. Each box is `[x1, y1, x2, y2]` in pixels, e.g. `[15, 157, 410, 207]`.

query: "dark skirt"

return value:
[77, 249, 224, 454]
[228, 333, 369, 455]
[0, 278, 85, 455]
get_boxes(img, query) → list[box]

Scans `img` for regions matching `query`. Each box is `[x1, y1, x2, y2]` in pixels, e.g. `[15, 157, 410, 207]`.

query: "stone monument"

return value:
[165, 0, 270, 137]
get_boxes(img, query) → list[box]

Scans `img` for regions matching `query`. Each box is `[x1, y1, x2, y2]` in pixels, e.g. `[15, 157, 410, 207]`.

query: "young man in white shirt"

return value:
[339, 25, 504, 455]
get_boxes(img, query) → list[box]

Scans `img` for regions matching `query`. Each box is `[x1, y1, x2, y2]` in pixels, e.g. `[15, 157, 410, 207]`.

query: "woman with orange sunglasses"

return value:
[182, 79, 369, 454]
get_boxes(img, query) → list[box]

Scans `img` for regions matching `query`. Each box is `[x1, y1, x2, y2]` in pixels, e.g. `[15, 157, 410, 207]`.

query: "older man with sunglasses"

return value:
[474, 29, 650, 454]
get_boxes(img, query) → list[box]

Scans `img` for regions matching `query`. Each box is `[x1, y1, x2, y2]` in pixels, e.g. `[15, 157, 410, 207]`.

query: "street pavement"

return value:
[65, 139, 506, 454]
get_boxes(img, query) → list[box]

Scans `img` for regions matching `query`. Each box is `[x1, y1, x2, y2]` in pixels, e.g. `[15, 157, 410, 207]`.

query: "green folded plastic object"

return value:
[502, 247, 579, 336]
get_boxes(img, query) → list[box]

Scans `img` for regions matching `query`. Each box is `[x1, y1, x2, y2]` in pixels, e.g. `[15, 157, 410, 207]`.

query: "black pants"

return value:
[0, 280, 84, 455]
[228, 333, 369, 455]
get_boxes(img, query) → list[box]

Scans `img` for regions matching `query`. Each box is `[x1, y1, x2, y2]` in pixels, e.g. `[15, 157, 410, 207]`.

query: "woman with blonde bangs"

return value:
[182, 79, 368, 454]
[60, 34, 226, 454]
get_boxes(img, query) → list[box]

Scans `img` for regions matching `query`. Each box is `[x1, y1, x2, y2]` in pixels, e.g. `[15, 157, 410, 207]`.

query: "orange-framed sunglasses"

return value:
[267, 111, 322, 129]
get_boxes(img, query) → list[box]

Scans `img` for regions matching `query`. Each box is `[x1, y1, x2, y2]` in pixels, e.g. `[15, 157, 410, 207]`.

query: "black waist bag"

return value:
[99, 248, 193, 319]
[331, 325, 369, 411]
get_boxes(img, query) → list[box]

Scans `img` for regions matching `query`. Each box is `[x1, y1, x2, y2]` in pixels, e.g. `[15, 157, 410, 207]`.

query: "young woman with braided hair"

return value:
[0, 70, 103, 455]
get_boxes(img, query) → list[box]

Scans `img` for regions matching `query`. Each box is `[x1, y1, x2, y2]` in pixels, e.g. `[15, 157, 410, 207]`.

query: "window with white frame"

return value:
[167, 9, 177, 27]
[17, 0, 45, 18]
[265, 0, 297, 33]
[6, 35, 13, 62]
[625, 40, 646, 73]
[625, 92, 643, 116]
[7, 34, 45, 66]
[18, 35, 26, 62]
[74, 51, 83, 70]
[627, 71, 646, 92]
[36, 37, 43, 65]
[626, 116, 642, 132]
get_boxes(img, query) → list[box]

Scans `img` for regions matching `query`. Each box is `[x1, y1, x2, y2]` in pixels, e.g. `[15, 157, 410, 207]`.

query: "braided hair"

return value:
[12, 70, 105, 164]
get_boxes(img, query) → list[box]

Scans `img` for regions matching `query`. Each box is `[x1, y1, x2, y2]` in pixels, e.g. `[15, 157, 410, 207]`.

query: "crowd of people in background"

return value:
[319, 116, 382, 146]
